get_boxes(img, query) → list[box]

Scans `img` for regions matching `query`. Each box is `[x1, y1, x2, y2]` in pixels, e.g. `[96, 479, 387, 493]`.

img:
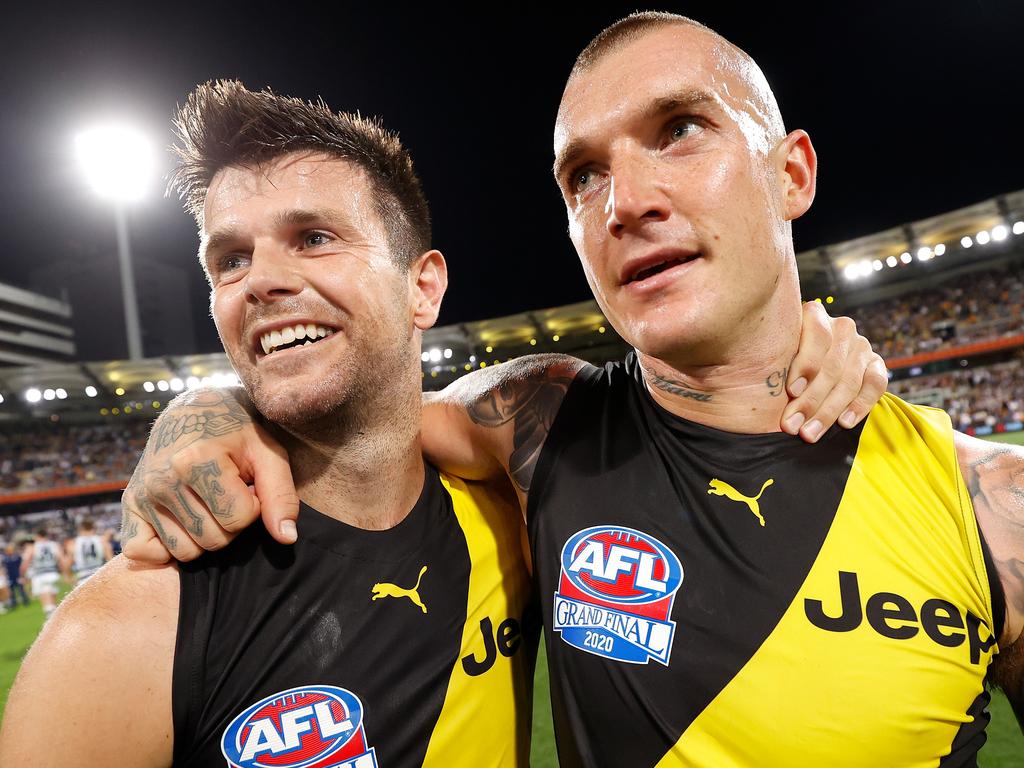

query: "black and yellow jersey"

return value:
[528, 354, 1002, 768]
[172, 464, 537, 767]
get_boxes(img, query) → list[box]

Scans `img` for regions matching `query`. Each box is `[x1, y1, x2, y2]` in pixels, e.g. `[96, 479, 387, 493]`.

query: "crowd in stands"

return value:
[850, 264, 1024, 360]
[890, 352, 1024, 431]
[0, 420, 149, 495]
[0, 262, 1022, 498]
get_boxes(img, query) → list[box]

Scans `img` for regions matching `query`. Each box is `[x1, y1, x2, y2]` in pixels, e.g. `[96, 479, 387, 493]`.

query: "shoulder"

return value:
[0, 556, 179, 766]
[430, 353, 591, 412]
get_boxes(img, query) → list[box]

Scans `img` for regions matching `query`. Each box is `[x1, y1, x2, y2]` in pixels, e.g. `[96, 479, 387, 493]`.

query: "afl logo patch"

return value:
[553, 525, 683, 665]
[221, 685, 378, 768]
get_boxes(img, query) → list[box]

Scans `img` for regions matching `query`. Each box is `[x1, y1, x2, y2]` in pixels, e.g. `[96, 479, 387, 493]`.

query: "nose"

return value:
[244, 245, 303, 304]
[605, 156, 670, 239]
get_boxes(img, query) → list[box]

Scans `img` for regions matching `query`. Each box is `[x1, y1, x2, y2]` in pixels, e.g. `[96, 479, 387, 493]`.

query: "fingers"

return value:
[787, 300, 834, 398]
[168, 448, 259, 535]
[244, 431, 300, 545]
[782, 316, 890, 442]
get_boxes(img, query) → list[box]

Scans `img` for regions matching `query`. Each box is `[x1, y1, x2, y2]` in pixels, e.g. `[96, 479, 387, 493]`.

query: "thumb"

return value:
[249, 437, 300, 545]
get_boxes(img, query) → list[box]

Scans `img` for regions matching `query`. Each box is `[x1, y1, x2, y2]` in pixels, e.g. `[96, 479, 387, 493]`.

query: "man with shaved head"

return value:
[87, 10, 1024, 767]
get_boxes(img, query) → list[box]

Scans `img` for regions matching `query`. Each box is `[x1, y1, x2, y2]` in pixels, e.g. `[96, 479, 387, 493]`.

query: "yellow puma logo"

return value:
[371, 565, 428, 613]
[707, 478, 774, 527]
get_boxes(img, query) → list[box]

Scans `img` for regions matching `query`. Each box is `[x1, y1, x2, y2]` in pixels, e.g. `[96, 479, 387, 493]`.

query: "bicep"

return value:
[423, 354, 585, 492]
[0, 557, 179, 767]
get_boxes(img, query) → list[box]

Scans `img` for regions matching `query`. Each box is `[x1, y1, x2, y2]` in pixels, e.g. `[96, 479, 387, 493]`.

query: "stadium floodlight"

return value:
[900, 252, 913, 264]
[42, 388, 55, 401]
[872, 260, 883, 271]
[157, 379, 169, 392]
[858, 260, 873, 277]
[420, 352, 430, 362]
[169, 378, 184, 392]
[85, 385, 98, 397]
[1013, 221, 1024, 235]
[75, 123, 155, 362]
[886, 255, 898, 268]
[186, 376, 201, 389]
[843, 264, 859, 281]
[25, 388, 42, 403]
[429, 348, 442, 363]
[75, 124, 154, 202]
[56, 388, 68, 400]
[934, 243, 946, 256]
[991, 225, 1008, 242]
[976, 230, 991, 245]
[961, 236, 973, 249]
[0, 394, 4, 405]
[143, 381, 155, 392]
[916, 247, 932, 261]
[443, 348, 453, 359]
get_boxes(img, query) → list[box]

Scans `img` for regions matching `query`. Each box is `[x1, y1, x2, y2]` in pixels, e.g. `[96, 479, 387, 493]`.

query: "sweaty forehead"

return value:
[554, 24, 782, 156]
[202, 153, 372, 234]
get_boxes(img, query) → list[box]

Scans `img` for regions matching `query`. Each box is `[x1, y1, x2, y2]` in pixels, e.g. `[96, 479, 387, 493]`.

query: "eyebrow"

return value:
[552, 88, 719, 182]
[200, 207, 347, 266]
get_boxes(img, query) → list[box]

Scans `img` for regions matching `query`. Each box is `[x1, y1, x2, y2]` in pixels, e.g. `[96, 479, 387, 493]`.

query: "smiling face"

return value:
[201, 152, 421, 431]
[554, 23, 811, 366]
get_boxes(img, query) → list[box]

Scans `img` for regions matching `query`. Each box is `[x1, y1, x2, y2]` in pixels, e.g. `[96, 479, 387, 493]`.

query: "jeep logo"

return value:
[804, 570, 996, 664]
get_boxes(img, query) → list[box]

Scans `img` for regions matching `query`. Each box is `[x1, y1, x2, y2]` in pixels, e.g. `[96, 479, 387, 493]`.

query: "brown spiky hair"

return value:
[570, 12, 711, 80]
[168, 80, 431, 268]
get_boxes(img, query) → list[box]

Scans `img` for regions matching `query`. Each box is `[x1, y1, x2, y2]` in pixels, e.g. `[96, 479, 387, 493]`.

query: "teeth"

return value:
[259, 324, 335, 355]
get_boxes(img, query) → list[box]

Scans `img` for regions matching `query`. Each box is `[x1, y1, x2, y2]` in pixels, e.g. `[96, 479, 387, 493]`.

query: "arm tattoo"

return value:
[649, 373, 713, 402]
[765, 367, 788, 397]
[466, 373, 574, 493]
[188, 460, 235, 521]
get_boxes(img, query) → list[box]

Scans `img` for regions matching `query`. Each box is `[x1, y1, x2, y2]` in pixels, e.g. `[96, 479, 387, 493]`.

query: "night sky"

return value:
[1, 2, 1022, 358]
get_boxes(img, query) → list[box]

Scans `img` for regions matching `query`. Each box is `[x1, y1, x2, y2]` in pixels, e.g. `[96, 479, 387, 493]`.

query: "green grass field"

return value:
[2, 429, 1023, 764]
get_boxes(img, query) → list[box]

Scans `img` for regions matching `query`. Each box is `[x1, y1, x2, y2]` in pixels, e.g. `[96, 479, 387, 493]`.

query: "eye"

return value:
[303, 231, 332, 248]
[216, 253, 248, 274]
[666, 118, 704, 144]
[569, 167, 602, 197]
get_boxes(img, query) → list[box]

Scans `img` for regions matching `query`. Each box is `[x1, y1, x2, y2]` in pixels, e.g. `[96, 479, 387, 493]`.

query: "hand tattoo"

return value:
[188, 460, 234, 521]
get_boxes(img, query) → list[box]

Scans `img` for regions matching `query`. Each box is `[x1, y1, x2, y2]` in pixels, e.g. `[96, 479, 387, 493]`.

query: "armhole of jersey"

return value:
[525, 363, 603, 527]
[172, 567, 208, 765]
[979, 526, 1007, 644]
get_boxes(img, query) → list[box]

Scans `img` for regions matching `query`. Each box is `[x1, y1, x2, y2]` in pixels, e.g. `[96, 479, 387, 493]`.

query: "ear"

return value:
[777, 129, 817, 221]
[409, 249, 448, 331]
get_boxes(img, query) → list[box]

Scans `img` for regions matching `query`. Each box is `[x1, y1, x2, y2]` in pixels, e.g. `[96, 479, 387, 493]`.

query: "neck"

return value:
[273, 379, 426, 530]
[638, 304, 801, 434]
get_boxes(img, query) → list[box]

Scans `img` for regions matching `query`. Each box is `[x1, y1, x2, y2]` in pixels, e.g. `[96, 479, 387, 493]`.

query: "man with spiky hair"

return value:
[0, 80, 538, 767]
[108, 10, 1021, 767]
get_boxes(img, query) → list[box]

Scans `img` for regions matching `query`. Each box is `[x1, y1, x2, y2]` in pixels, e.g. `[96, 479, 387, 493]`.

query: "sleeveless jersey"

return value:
[30, 540, 61, 576]
[173, 465, 537, 768]
[73, 534, 105, 580]
[528, 354, 1002, 768]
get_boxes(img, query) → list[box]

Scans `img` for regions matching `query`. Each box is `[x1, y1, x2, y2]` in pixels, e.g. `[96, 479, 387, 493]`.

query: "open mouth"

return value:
[258, 323, 337, 356]
[628, 254, 700, 284]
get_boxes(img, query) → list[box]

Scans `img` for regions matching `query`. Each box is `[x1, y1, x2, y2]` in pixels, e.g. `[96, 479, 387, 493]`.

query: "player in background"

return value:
[21, 528, 65, 619]
[68, 519, 112, 584]
[2, 541, 28, 609]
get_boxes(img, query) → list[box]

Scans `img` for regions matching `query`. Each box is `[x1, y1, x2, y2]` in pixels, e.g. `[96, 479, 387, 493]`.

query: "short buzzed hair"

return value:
[571, 12, 710, 80]
[169, 80, 431, 268]
[569, 12, 786, 148]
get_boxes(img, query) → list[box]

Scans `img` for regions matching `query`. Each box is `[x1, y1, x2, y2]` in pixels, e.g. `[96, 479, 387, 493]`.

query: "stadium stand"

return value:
[0, 189, 1021, 532]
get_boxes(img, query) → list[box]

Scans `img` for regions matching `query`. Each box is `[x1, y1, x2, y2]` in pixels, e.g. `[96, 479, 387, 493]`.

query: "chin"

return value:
[248, 379, 353, 432]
